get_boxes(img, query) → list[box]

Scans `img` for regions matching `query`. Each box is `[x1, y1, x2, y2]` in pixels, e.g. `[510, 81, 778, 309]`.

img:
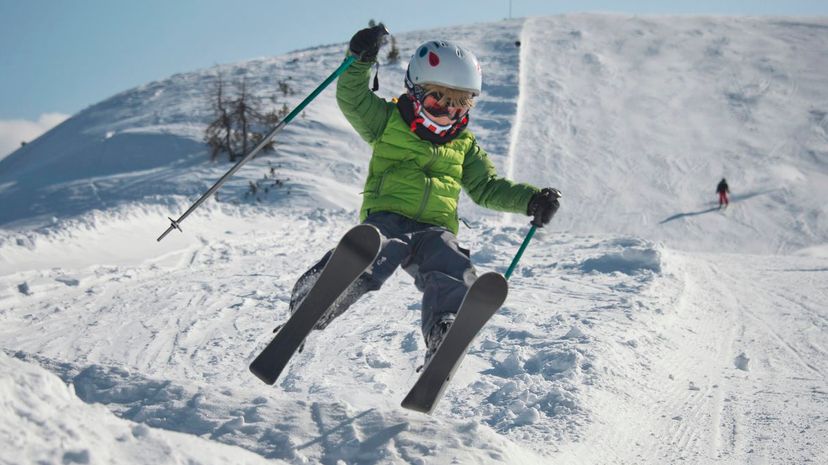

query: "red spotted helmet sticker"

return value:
[428, 51, 440, 67]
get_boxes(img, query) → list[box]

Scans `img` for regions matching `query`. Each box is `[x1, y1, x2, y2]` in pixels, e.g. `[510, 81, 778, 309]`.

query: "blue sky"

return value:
[1, 0, 826, 123]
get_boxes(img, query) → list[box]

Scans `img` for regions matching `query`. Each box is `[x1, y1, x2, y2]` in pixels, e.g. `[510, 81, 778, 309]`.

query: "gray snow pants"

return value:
[289, 212, 477, 336]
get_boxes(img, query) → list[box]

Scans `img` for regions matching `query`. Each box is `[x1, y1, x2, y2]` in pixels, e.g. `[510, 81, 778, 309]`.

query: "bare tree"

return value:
[230, 78, 252, 159]
[387, 35, 400, 63]
[206, 74, 283, 162]
[278, 78, 295, 97]
[205, 74, 234, 161]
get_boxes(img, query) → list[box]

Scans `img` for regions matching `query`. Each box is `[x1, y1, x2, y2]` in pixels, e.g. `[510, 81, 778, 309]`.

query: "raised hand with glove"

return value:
[527, 188, 562, 227]
[349, 24, 389, 62]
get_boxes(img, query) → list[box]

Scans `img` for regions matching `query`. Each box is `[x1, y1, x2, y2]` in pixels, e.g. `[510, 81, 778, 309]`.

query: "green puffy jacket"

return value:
[337, 59, 539, 234]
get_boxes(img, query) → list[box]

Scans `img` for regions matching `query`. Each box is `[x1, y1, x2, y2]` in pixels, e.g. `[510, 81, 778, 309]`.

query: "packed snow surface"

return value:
[1, 14, 827, 465]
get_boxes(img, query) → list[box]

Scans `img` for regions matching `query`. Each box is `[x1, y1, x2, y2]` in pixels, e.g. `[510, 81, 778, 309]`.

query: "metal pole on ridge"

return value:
[156, 55, 358, 242]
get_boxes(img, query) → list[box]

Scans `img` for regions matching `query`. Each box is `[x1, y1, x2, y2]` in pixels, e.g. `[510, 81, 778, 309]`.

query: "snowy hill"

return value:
[511, 16, 828, 254]
[2, 16, 827, 252]
[1, 14, 827, 465]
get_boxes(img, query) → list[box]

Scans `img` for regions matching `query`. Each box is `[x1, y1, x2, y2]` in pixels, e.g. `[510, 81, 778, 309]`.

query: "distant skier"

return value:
[717, 178, 730, 209]
[288, 25, 560, 364]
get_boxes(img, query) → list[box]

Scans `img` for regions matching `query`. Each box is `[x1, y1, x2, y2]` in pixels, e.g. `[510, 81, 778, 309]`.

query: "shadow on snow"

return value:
[659, 189, 777, 225]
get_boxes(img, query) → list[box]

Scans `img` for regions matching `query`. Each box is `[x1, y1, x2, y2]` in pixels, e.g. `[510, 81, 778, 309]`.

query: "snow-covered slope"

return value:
[1, 14, 826, 465]
[510, 15, 828, 254]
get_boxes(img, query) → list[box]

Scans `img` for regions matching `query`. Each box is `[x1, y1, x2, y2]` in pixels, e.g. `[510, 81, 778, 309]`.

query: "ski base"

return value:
[249, 224, 381, 385]
[401, 272, 508, 414]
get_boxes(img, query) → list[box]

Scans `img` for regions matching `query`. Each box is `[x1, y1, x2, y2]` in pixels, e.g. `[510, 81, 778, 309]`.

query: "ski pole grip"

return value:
[529, 188, 562, 227]
[530, 213, 544, 228]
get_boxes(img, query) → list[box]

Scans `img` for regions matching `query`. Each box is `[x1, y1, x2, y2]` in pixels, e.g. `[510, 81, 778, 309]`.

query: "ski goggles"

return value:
[422, 92, 471, 121]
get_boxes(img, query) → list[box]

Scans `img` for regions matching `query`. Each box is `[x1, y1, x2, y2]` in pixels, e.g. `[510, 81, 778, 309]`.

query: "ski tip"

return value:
[350, 223, 382, 241]
[338, 224, 383, 266]
[475, 272, 509, 303]
[345, 224, 382, 250]
[478, 271, 508, 285]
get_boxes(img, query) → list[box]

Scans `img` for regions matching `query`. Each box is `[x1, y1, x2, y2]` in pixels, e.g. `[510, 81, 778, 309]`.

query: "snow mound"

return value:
[574, 238, 663, 275]
[579, 246, 662, 275]
[0, 352, 281, 465]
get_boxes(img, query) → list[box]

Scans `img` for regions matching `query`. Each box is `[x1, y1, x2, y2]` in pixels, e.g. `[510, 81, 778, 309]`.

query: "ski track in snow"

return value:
[1, 14, 828, 465]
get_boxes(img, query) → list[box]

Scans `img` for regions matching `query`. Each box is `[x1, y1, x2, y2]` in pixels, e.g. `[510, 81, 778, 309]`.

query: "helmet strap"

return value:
[405, 70, 427, 102]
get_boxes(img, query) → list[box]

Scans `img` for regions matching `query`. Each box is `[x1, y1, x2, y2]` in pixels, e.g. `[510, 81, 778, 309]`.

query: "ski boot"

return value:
[419, 315, 455, 371]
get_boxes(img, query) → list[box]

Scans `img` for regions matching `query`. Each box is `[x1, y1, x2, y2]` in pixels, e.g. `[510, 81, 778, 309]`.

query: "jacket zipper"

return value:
[414, 145, 439, 220]
[375, 167, 393, 195]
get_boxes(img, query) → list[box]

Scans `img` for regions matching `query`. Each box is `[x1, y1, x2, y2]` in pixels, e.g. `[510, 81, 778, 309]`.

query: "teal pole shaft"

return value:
[505, 225, 537, 280]
[157, 56, 357, 242]
[281, 55, 356, 125]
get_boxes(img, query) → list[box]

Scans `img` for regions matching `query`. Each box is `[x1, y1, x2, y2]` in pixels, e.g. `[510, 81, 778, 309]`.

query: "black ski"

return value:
[250, 224, 381, 385]
[401, 272, 508, 414]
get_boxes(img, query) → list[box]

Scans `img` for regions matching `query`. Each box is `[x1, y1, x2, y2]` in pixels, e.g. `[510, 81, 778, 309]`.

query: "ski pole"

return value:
[156, 55, 358, 242]
[504, 189, 561, 280]
[505, 225, 536, 280]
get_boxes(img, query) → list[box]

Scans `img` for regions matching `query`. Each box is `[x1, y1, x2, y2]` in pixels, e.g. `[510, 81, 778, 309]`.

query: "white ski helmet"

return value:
[405, 40, 482, 96]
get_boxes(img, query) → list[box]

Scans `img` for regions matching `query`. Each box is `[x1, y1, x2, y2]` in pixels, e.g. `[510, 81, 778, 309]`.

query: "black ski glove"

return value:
[527, 188, 562, 227]
[349, 24, 389, 62]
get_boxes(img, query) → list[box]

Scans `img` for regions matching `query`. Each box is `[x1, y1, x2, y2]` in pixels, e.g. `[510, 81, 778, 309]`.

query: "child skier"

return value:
[288, 25, 560, 364]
